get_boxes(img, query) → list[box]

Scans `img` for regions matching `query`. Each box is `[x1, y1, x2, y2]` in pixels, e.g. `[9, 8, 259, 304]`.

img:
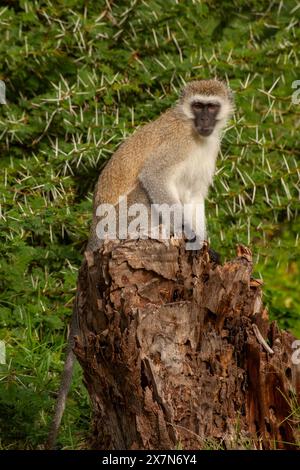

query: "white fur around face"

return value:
[181, 94, 232, 124]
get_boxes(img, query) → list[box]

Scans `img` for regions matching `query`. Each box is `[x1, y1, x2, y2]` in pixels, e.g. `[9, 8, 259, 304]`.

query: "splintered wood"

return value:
[74, 239, 299, 450]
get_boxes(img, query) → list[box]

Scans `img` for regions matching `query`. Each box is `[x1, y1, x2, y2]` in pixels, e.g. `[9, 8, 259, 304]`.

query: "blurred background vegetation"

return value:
[0, 0, 299, 449]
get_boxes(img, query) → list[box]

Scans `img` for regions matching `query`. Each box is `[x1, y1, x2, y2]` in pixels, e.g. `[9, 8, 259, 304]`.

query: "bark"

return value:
[74, 238, 300, 450]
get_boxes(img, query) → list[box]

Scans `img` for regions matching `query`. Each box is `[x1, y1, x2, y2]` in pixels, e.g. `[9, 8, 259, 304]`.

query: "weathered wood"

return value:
[74, 238, 299, 450]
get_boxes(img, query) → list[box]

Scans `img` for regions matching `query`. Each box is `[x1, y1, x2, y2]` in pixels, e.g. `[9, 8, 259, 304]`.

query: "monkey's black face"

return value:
[191, 101, 221, 137]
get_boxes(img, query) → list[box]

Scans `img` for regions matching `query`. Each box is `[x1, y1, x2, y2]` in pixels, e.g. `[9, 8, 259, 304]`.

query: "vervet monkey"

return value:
[47, 79, 233, 448]
[88, 79, 233, 250]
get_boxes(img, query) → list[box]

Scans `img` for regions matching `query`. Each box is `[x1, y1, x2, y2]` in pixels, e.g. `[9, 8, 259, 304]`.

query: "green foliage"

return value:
[0, 0, 299, 449]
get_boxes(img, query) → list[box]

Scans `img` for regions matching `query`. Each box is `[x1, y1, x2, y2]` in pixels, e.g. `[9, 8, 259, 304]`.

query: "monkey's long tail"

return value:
[46, 303, 78, 450]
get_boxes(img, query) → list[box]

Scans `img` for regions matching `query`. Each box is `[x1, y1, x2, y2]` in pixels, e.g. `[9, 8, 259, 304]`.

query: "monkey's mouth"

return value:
[196, 126, 214, 137]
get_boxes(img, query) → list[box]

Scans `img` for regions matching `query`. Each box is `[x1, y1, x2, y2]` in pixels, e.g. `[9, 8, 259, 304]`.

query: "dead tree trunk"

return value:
[74, 238, 299, 450]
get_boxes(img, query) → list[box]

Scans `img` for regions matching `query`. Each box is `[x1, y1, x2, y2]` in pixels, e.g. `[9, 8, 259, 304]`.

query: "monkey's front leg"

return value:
[183, 197, 206, 251]
[183, 199, 221, 263]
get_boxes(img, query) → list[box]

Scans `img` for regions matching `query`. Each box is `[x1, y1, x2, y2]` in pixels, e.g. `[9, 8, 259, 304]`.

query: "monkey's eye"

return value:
[207, 103, 220, 113]
[192, 101, 204, 109]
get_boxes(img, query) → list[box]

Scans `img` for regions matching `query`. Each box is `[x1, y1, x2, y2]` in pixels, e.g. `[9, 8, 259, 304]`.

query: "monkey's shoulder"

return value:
[98, 107, 189, 176]
[122, 107, 189, 146]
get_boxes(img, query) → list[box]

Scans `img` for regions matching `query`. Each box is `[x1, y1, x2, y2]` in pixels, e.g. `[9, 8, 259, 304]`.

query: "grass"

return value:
[0, 0, 299, 449]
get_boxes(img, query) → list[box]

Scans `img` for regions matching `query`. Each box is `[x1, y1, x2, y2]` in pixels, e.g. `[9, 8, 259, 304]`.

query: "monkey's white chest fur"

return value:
[173, 138, 219, 203]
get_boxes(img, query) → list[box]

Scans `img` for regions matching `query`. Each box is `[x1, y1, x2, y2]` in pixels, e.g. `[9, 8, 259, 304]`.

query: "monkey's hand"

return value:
[183, 228, 202, 252]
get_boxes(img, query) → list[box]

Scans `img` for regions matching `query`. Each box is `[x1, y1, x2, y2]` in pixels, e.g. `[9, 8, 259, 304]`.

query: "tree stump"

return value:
[74, 238, 299, 450]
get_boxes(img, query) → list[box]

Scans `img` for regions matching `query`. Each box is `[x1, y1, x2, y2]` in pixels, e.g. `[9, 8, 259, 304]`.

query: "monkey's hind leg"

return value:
[186, 236, 221, 265]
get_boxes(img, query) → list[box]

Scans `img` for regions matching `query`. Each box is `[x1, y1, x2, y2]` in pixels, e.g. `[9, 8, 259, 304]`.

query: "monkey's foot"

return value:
[187, 240, 221, 265]
[207, 247, 221, 264]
